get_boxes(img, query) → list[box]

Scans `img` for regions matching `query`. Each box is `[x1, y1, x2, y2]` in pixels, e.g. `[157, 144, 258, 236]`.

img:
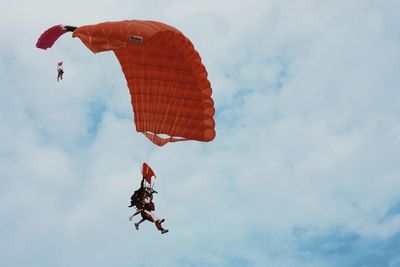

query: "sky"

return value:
[1, 0, 400, 266]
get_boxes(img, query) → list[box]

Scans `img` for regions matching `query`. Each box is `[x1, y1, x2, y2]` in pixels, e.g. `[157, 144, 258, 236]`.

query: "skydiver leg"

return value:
[140, 210, 168, 233]
[134, 218, 145, 230]
[155, 219, 168, 234]
[129, 209, 142, 221]
[141, 210, 159, 222]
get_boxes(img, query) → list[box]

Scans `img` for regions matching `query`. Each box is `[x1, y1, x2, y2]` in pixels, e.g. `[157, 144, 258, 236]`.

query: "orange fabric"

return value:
[72, 20, 216, 146]
[142, 162, 156, 184]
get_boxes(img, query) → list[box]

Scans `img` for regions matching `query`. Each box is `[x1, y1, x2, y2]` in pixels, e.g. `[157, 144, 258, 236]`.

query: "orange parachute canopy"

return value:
[37, 20, 216, 146]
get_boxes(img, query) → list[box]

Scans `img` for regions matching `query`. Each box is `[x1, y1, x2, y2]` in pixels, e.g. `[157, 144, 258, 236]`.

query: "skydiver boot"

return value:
[155, 219, 168, 234]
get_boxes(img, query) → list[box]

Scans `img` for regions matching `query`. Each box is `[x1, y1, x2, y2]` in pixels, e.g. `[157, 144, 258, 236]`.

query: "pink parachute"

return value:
[36, 25, 76, 50]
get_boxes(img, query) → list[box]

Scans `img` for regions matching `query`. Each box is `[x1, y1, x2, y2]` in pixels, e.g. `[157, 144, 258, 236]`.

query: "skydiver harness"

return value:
[129, 177, 157, 209]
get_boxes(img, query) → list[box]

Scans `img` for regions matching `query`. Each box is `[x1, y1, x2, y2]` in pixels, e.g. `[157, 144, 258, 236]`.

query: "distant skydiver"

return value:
[57, 62, 64, 81]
